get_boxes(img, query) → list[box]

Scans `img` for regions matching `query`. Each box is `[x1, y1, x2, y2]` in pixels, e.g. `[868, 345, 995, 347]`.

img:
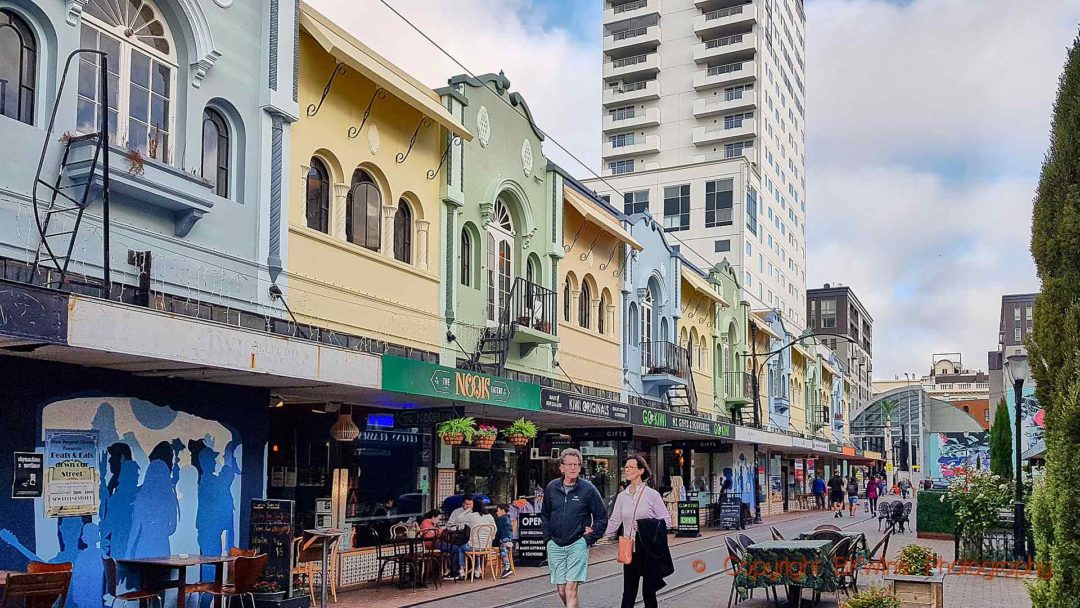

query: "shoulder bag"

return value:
[617, 487, 646, 565]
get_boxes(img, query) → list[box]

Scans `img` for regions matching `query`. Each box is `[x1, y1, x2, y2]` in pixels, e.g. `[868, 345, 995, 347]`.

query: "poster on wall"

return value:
[44, 430, 99, 517]
[12, 452, 44, 499]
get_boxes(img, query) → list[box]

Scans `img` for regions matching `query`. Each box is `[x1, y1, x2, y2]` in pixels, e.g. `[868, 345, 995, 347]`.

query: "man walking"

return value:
[811, 474, 826, 510]
[541, 448, 608, 608]
[827, 471, 845, 518]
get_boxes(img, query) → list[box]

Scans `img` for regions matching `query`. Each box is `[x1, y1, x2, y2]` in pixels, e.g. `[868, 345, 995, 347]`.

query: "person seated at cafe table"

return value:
[440, 494, 476, 580]
[419, 509, 441, 550]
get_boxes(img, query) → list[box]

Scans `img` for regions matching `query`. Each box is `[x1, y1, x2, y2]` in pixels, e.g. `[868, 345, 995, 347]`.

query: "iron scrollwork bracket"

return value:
[396, 117, 434, 164]
[580, 228, 601, 262]
[427, 135, 462, 180]
[563, 221, 586, 253]
[347, 87, 387, 138]
[307, 62, 347, 117]
[612, 250, 632, 277]
[598, 240, 621, 271]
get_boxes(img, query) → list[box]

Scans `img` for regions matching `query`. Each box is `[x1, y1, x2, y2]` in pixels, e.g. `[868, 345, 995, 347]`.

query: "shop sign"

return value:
[44, 430, 99, 518]
[517, 514, 547, 567]
[12, 452, 44, 499]
[381, 355, 540, 411]
[396, 407, 463, 428]
[828, 444, 842, 453]
[670, 440, 731, 452]
[842, 446, 856, 456]
[675, 501, 700, 537]
[540, 389, 630, 422]
[551, 427, 633, 442]
[631, 405, 734, 438]
[357, 430, 423, 446]
[806, 458, 815, 471]
[812, 440, 830, 452]
[792, 437, 813, 449]
[734, 426, 793, 448]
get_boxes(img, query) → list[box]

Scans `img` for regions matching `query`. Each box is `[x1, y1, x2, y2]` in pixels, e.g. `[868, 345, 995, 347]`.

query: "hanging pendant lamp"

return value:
[330, 403, 360, 441]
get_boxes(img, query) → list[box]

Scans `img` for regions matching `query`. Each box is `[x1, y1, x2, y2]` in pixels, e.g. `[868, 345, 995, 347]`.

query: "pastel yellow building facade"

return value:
[679, 270, 725, 417]
[557, 182, 640, 395]
[288, 3, 469, 352]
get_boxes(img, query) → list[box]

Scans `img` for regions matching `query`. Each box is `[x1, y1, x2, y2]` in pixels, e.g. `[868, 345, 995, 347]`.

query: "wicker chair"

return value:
[463, 524, 498, 582]
[736, 533, 755, 552]
[724, 536, 779, 608]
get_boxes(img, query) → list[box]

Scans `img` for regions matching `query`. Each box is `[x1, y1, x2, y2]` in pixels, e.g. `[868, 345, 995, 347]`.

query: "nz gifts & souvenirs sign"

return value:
[381, 355, 540, 411]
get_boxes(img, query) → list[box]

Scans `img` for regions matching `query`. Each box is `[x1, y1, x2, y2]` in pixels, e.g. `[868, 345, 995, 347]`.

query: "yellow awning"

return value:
[749, 313, 783, 340]
[564, 186, 642, 251]
[300, 4, 472, 140]
[683, 270, 729, 307]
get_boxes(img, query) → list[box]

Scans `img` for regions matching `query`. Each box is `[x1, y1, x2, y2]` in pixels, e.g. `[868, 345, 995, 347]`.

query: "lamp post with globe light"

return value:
[1005, 353, 1029, 560]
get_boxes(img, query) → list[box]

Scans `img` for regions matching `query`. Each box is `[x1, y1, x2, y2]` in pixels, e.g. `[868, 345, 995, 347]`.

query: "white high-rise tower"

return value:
[584, 0, 807, 327]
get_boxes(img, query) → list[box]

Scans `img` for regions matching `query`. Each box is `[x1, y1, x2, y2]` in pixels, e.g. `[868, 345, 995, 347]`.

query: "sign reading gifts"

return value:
[381, 355, 540, 411]
[631, 405, 734, 438]
[44, 429, 99, 517]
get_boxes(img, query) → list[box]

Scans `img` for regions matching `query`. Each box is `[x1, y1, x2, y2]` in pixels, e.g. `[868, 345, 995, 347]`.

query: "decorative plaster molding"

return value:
[478, 201, 494, 226]
[176, 0, 222, 89]
[521, 140, 533, 177]
[476, 106, 491, 147]
[367, 123, 381, 155]
[213, 0, 233, 7]
[66, 0, 90, 26]
[521, 226, 538, 249]
[174, 209, 204, 237]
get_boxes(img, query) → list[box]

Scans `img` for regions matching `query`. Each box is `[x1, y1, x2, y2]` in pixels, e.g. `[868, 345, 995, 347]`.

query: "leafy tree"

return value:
[989, 398, 1013, 479]
[1028, 31, 1080, 608]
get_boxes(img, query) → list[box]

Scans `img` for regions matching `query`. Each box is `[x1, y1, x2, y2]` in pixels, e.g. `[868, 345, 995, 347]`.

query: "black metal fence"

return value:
[955, 516, 1034, 563]
[642, 340, 689, 378]
[505, 277, 556, 335]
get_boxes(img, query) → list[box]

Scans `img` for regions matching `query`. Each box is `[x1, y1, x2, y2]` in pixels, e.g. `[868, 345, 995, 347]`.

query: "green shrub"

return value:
[915, 489, 955, 535]
[894, 544, 940, 577]
[843, 583, 901, 608]
[942, 469, 1011, 539]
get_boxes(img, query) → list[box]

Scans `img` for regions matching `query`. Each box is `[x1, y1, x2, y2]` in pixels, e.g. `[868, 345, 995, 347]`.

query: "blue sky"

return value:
[316, 0, 1078, 377]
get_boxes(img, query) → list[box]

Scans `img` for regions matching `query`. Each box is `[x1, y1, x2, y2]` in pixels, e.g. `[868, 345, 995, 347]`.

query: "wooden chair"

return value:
[24, 562, 71, 574]
[226, 547, 257, 584]
[290, 536, 313, 603]
[200, 554, 268, 608]
[103, 557, 163, 608]
[0, 570, 73, 608]
[462, 524, 497, 581]
[406, 527, 445, 588]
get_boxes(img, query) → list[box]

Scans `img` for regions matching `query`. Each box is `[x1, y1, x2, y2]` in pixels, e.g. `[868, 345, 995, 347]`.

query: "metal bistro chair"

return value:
[407, 527, 445, 588]
[724, 536, 779, 608]
[813, 524, 841, 532]
[899, 502, 913, 533]
[201, 554, 268, 608]
[1, 569, 73, 608]
[736, 533, 755, 553]
[810, 536, 853, 607]
[886, 501, 906, 534]
[770, 525, 785, 541]
[866, 530, 893, 572]
[103, 557, 163, 608]
[876, 501, 893, 531]
[355, 526, 402, 591]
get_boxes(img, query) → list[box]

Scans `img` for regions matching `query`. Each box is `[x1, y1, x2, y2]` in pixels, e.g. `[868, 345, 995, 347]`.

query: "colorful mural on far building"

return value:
[927, 432, 990, 480]
[1006, 385, 1046, 455]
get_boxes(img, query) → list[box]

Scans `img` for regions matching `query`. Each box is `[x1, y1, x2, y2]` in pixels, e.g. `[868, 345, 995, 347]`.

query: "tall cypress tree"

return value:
[989, 398, 1013, 478]
[1028, 31, 1080, 608]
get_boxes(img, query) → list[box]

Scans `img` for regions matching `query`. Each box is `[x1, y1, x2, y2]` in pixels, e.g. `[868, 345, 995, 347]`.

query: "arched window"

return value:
[563, 279, 571, 323]
[460, 229, 472, 287]
[79, 0, 176, 162]
[201, 108, 229, 197]
[641, 290, 654, 366]
[579, 282, 591, 329]
[0, 9, 36, 125]
[598, 291, 608, 335]
[346, 169, 380, 250]
[487, 197, 514, 324]
[393, 199, 413, 263]
[305, 159, 330, 233]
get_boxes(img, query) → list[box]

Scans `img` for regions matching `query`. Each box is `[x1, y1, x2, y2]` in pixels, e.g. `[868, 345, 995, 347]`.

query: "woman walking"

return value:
[866, 476, 879, 515]
[603, 456, 673, 608]
[846, 476, 860, 517]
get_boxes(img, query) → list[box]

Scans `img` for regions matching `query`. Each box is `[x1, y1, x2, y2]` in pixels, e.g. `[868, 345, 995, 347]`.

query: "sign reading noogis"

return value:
[381, 355, 540, 411]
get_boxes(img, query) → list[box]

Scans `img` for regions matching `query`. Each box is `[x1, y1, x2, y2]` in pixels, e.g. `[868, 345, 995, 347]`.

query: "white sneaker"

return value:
[501, 568, 513, 579]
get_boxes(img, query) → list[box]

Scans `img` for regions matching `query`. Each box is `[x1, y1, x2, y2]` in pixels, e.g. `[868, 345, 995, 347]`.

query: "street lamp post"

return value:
[1006, 354, 1029, 560]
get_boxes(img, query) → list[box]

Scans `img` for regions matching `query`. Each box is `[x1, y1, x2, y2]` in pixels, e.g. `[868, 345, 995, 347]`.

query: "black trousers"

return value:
[869, 497, 878, 513]
[622, 551, 660, 608]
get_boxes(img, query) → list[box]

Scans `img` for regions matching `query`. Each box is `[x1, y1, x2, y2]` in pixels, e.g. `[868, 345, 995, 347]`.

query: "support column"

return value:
[382, 204, 398, 257]
[333, 183, 349, 240]
[415, 219, 430, 271]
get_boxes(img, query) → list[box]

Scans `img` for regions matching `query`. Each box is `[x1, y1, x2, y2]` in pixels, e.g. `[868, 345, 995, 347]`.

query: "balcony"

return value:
[693, 119, 756, 146]
[603, 106, 661, 132]
[603, 52, 661, 80]
[604, 25, 661, 55]
[601, 160, 659, 176]
[505, 277, 558, 346]
[694, 32, 756, 64]
[641, 340, 689, 389]
[603, 79, 660, 106]
[693, 59, 756, 90]
[690, 145, 754, 165]
[693, 90, 757, 117]
[694, 3, 756, 38]
[604, 0, 659, 25]
[602, 134, 660, 159]
[723, 371, 753, 405]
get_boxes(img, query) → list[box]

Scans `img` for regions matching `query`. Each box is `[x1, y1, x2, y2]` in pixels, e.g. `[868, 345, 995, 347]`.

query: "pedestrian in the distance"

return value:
[811, 475, 826, 510]
[603, 456, 673, 608]
[866, 476, 879, 516]
[846, 476, 860, 517]
[541, 448, 608, 608]
[827, 472, 845, 518]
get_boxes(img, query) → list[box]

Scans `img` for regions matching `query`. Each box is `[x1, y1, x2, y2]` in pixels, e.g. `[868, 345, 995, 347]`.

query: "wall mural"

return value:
[0, 397, 242, 607]
[1006, 386, 1046, 457]
[731, 445, 756, 507]
[928, 432, 990, 480]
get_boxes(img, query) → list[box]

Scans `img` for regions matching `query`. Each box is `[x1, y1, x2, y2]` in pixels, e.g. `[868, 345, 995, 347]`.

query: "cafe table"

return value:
[795, 530, 870, 565]
[743, 540, 838, 607]
[116, 554, 236, 608]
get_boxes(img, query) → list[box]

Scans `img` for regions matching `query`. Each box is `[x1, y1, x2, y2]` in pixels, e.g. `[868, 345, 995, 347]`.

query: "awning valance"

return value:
[564, 186, 642, 251]
[683, 270, 729, 307]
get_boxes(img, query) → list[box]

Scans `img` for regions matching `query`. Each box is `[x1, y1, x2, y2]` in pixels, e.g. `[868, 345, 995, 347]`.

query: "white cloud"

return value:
[304, 0, 602, 175]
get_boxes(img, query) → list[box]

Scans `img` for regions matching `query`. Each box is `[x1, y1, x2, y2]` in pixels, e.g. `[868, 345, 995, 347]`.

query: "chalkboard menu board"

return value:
[675, 501, 700, 537]
[249, 499, 294, 594]
[718, 496, 743, 530]
[517, 514, 547, 567]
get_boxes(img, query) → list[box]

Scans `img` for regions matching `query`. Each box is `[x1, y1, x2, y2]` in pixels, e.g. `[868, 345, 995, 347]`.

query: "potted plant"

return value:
[842, 583, 901, 608]
[437, 417, 476, 446]
[502, 417, 538, 448]
[883, 544, 944, 608]
[473, 424, 498, 449]
[250, 580, 285, 601]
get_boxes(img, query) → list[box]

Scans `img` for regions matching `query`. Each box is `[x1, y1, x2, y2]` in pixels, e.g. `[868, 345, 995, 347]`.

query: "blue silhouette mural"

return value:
[0, 396, 244, 607]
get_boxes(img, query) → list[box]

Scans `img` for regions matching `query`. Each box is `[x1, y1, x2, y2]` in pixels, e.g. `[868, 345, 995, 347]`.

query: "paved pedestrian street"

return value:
[335, 496, 1036, 608]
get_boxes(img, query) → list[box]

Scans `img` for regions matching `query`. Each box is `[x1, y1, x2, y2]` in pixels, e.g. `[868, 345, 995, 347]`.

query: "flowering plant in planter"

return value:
[842, 583, 900, 608]
[474, 424, 499, 449]
[894, 544, 940, 576]
[502, 417, 538, 448]
[437, 417, 476, 446]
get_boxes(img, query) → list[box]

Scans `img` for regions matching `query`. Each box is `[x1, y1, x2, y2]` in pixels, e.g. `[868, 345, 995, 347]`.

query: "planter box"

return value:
[253, 593, 310, 608]
[884, 572, 945, 608]
[63, 136, 216, 237]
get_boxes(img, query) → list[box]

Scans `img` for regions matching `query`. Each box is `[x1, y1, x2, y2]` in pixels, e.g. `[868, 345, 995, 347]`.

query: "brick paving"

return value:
[320, 496, 1036, 608]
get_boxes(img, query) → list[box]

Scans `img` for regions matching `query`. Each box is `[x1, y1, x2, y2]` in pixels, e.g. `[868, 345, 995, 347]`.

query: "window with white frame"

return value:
[609, 132, 636, 148]
[79, 0, 176, 163]
[663, 184, 690, 231]
[609, 159, 634, 175]
[609, 105, 636, 121]
[624, 190, 649, 215]
[820, 299, 836, 328]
